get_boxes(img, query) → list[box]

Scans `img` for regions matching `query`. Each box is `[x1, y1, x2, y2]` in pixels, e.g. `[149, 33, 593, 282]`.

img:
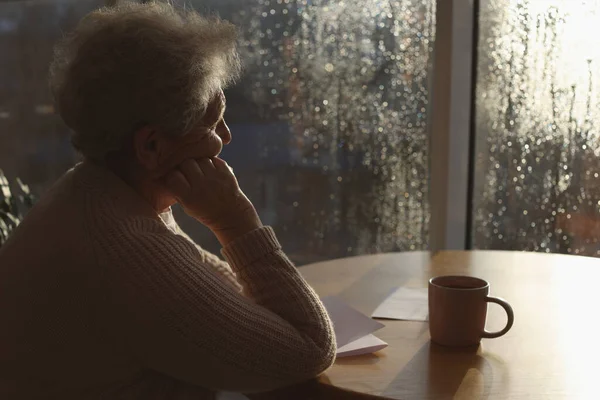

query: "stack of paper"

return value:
[336, 334, 388, 358]
[371, 287, 429, 321]
[320, 297, 388, 358]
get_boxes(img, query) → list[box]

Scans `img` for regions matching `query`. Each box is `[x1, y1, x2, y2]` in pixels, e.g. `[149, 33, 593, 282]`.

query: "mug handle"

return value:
[481, 296, 514, 339]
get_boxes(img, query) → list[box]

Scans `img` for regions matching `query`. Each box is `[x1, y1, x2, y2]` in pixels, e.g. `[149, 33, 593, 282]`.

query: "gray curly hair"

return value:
[49, 2, 241, 161]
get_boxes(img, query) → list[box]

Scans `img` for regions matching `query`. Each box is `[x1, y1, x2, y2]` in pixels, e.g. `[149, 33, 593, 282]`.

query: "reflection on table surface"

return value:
[300, 250, 600, 400]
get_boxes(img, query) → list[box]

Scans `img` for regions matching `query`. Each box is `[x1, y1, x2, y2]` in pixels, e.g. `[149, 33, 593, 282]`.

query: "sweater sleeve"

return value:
[90, 221, 336, 393]
[171, 219, 243, 293]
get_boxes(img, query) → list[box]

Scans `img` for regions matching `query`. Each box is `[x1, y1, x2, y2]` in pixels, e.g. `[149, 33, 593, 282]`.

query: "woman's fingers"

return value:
[165, 157, 236, 209]
[164, 169, 190, 198]
[154, 145, 204, 178]
[179, 159, 204, 184]
[164, 158, 222, 199]
[153, 133, 223, 178]
[212, 157, 233, 175]
[196, 158, 217, 177]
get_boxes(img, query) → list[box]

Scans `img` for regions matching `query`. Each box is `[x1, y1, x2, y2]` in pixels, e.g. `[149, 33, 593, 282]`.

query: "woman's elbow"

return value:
[299, 336, 337, 379]
[314, 342, 337, 375]
[243, 331, 337, 393]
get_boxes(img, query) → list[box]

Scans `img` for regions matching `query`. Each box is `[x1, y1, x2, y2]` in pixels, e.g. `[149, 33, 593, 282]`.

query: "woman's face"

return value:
[126, 90, 233, 212]
[188, 89, 231, 155]
[151, 90, 231, 173]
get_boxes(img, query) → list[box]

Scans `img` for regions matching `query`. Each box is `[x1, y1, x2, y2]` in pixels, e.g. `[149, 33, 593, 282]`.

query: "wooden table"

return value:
[300, 251, 600, 400]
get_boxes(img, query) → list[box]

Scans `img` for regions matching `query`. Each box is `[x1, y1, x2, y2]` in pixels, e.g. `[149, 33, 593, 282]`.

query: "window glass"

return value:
[473, 0, 600, 256]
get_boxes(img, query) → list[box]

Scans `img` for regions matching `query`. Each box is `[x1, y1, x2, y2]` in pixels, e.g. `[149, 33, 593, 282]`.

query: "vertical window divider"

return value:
[429, 0, 477, 253]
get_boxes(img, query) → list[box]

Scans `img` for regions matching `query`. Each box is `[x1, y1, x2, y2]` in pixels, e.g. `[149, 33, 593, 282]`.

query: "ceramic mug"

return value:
[428, 275, 514, 347]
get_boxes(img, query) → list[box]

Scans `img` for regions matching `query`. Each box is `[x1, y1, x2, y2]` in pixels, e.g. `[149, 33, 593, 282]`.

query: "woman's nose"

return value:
[216, 120, 232, 145]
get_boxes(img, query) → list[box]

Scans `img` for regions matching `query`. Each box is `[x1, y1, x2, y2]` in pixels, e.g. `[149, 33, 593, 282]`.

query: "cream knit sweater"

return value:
[0, 162, 336, 399]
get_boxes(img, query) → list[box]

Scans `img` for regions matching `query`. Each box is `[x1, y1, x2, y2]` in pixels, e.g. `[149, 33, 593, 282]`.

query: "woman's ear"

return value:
[133, 126, 161, 171]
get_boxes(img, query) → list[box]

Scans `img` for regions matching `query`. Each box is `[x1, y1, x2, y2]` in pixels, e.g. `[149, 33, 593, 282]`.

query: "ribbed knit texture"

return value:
[0, 162, 336, 399]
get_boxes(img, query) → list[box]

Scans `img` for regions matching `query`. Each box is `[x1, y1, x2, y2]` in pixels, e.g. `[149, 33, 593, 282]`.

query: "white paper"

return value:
[320, 296, 386, 357]
[371, 287, 429, 321]
[321, 296, 385, 348]
[336, 334, 388, 358]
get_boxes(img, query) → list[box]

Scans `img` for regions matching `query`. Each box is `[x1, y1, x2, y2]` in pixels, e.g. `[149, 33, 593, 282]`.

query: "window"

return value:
[472, 0, 600, 256]
[8, 0, 600, 260]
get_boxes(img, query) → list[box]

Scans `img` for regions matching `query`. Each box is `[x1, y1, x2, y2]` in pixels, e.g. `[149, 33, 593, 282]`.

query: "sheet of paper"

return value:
[336, 334, 388, 358]
[371, 287, 429, 321]
[320, 296, 385, 348]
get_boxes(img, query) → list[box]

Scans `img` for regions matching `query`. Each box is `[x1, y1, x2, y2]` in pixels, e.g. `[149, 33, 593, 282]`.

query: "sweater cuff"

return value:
[221, 226, 281, 267]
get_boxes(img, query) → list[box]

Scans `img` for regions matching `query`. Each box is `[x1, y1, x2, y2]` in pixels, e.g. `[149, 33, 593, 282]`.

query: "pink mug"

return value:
[428, 275, 514, 347]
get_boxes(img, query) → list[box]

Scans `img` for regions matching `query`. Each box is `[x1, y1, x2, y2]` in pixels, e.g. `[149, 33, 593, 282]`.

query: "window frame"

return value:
[429, 0, 477, 252]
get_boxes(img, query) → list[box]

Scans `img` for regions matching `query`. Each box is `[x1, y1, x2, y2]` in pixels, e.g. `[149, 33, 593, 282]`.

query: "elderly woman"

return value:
[0, 3, 335, 399]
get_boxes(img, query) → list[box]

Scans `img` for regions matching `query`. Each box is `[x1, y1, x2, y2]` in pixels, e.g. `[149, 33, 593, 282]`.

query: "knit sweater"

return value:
[0, 162, 336, 399]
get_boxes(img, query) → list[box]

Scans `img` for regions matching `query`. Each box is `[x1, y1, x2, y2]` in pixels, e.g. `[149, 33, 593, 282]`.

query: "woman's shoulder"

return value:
[69, 162, 168, 232]
[85, 208, 204, 276]
[65, 162, 205, 264]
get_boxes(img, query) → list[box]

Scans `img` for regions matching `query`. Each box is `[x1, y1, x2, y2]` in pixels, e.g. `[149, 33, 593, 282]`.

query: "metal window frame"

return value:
[429, 0, 477, 253]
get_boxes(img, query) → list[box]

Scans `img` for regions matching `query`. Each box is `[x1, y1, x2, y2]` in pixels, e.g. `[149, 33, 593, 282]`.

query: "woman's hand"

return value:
[164, 157, 262, 246]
